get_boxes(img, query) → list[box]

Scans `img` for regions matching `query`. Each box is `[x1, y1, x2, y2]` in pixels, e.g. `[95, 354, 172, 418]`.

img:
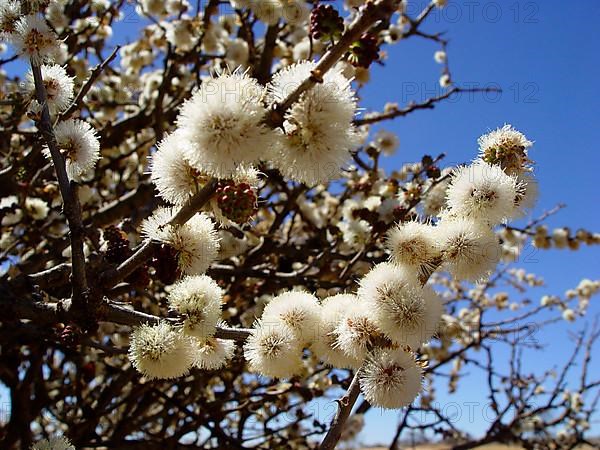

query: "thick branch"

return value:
[0, 285, 251, 342]
[30, 62, 88, 302]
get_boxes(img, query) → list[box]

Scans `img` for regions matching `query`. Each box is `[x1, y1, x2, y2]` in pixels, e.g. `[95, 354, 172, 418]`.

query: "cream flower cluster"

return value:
[0, 2, 102, 181]
[44, 119, 101, 182]
[241, 266, 434, 409]
[141, 207, 220, 276]
[241, 125, 537, 410]
[150, 64, 359, 196]
[128, 275, 234, 379]
[0, 2, 60, 63]
[385, 125, 538, 282]
[267, 61, 360, 185]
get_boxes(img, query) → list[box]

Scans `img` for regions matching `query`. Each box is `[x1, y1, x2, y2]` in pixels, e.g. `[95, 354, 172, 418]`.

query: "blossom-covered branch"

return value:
[0, 1, 598, 449]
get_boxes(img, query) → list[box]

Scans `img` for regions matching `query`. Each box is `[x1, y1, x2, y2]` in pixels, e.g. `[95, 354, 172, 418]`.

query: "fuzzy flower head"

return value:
[30, 436, 75, 450]
[150, 131, 211, 205]
[311, 293, 362, 369]
[43, 119, 100, 181]
[340, 218, 372, 250]
[478, 124, 533, 175]
[386, 221, 438, 273]
[193, 336, 235, 370]
[373, 129, 399, 156]
[446, 161, 519, 226]
[25, 197, 49, 220]
[128, 322, 196, 379]
[24, 64, 74, 115]
[435, 218, 501, 282]
[177, 70, 275, 178]
[261, 290, 321, 344]
[243, 320, 303, 378]
[141, 208, 220, 276]
[12, 15, 59, 63]
[165, 18, 199, 52]
[0, 1, 20, 36]
[334, 300, 385, 362]
[358, 263, 443, 349]
[514, 172, 539, 217]
[359, 348, 423, 409]
[167, 275, 223, 339]
[267, 61, 359, 185]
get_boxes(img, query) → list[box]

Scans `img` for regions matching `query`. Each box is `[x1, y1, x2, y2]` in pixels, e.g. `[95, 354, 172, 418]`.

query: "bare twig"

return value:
[354, 86, 502, 126]
[318, 370, 363, 450]
[58, 46, 120, 121]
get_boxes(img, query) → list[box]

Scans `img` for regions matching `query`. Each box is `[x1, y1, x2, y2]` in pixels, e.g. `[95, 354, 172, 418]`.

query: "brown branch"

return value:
[255, 23, 280, 84]
[318, 369, 363, 450]
[58, 46, 120, 121]
[100, 178, 219, 288]
[30, 62, 89, 302]
[354, 86, 502, 126]
[266, 0, 401, 126]
[90, 181, 155, 228]
[0, 284, 251, 341]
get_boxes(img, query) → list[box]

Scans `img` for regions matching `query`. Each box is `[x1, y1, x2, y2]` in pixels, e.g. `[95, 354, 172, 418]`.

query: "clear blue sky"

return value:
[2, 0, 599, 445]
[357, 0, 600, 445]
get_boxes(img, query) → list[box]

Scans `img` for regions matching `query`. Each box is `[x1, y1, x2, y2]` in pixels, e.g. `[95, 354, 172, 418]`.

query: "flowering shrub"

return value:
[0, 1, 598, 449]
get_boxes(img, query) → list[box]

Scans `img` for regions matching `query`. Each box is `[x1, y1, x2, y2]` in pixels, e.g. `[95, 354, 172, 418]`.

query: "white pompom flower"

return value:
[435, 218, 501, 282]
[141, 208, 220, 276]
[334, 300, 385, 362]
[243, 320, 304, 379]
[267, 61, 359, 185]
[177, 70, 276, 178]
[128, 322, 196, 379]
[193, 336, 236, 370]
[31, 436, 75, 450]
[340, 219, 372, 250]
[261, 290, 321, 345]
[478, 124, 533, 175]
[150, 131, 211, 205]
[24, 197, 49, 220]
[12, 15, 59, 63]
[386, 221, 439, 273]
[514, 172, 539, 217]
[0, 1, 21, 37]
[359, 348, 423, 409]
[358, 263, 443, 349]
[373, 129, 399, 156]
[446, 161, 519, 226]
[311, 294, 362, 369]
[43, 119, 100, 181]
[24, 64, 74, 115]
[167, 275, 223, 339]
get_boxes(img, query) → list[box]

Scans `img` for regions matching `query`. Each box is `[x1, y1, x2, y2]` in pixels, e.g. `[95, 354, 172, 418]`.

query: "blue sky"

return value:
[2, 0, 599, 445]
[357, 0, 600, 445]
